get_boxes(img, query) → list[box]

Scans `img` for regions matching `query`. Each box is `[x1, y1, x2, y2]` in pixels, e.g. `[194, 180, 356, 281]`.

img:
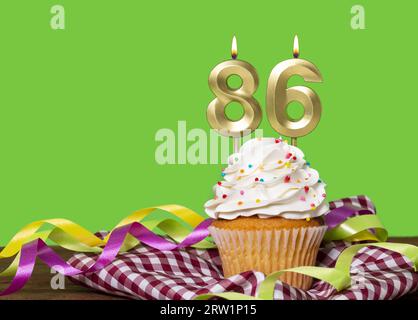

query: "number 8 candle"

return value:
[207, 36, 262, 151]
[266, 35, 323, 146]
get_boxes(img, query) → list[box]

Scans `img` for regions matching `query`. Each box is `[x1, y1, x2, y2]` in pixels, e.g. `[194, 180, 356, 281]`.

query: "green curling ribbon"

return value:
[323, 215, 388, 242]
[194, 214, 417, 300]
[195, 242, 418, 300]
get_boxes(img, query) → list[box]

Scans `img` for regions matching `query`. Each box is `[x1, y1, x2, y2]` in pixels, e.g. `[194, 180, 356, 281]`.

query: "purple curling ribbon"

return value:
[0, 218, 214, 296]
[324, 205, 375, 229]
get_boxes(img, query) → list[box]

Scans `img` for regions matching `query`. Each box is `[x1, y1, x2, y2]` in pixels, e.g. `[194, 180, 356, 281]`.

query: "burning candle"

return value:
[207, 36, 262, 152]
[266, 35, 323, 146]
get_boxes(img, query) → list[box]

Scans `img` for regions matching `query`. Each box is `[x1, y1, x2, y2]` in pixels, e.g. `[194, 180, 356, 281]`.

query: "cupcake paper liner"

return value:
[209, 225, 327, 290]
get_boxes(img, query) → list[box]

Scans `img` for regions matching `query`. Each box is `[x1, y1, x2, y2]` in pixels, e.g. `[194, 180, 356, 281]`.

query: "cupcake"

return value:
[204, 137, 328, 290]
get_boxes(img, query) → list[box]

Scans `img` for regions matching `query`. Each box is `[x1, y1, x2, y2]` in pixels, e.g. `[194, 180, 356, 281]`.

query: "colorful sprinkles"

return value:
[212, 138, 327, 215]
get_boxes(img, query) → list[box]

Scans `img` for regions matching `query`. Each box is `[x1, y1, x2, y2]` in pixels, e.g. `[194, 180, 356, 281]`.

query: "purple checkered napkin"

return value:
[68, 196, 418, 300]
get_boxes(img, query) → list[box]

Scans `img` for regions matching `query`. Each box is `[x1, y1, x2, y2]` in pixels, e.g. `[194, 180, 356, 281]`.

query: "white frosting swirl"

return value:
[204, 137, 329, 220]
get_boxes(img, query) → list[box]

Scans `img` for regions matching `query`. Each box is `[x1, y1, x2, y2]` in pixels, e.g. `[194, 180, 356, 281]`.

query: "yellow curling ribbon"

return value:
[0, 205, 215, 279]
[0, 204, 211, 261]
[0, 218, 103, 258]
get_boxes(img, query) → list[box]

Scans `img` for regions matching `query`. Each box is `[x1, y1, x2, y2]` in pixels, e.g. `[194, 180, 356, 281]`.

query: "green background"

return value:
[0, 0, 416, 243]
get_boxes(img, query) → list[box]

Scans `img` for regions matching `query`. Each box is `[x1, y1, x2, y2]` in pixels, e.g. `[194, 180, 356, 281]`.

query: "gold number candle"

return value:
[207, 36, 262, 141]
[266, 35, 323, 146]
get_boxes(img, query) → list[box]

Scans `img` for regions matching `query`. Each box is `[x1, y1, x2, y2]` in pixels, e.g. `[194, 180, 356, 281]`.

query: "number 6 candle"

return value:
[266, 35, 323, 146]
[207, 36, 262, 151]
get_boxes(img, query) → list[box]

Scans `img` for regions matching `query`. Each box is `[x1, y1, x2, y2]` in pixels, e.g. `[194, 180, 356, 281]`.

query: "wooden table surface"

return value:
[0, 237, 417, 300]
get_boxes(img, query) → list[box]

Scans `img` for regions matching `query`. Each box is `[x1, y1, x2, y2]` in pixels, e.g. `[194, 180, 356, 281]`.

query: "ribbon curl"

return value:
[0, 218, 213, 296]
[0, 204, 215, 260]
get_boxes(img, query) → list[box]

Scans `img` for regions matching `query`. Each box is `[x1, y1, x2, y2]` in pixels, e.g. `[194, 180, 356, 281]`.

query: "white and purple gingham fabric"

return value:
[68, 196, 418, 300]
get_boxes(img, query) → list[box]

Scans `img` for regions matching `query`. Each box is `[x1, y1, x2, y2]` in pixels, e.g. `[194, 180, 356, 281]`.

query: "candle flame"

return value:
[293, 35, 299, 58]
[231, 35, 238, 59]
